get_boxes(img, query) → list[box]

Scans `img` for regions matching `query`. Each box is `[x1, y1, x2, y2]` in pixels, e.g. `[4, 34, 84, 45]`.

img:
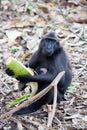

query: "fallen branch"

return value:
[47, 84, 57, 127]
[0, 71, 65, 119]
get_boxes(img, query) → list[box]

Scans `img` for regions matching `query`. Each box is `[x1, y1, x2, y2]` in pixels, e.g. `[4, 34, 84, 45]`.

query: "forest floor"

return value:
[0, 0, 87, 130]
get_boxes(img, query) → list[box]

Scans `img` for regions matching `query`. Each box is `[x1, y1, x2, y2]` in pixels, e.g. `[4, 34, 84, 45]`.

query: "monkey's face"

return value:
[40, 39, 59, 56]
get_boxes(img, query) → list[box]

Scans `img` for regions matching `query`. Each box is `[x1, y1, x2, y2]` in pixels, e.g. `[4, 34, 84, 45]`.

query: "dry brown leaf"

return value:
[37, 4, 49, 13]
[8, 18, 21, 26]
[16, 20, 33, 28]
[67, 9, 87, 23]
[80, 0, 87, 4]
[82, 53, 87, 58]
[34, 17, 47, 25]
[5, 30, 22, 42]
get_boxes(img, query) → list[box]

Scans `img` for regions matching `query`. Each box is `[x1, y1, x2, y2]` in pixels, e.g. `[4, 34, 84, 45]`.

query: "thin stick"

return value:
[9, 117, 30, 130]
[0, 71, 65, 119]
[47, 85, 57, 127]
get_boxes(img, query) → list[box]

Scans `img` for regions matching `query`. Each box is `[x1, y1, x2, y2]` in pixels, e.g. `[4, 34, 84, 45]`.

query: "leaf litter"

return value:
[0, 0, 87, 130]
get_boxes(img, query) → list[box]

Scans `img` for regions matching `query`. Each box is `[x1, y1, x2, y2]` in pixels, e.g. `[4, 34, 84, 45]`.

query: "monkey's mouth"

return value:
[46, 51, 53, 56]
[42, 50, 53, 56]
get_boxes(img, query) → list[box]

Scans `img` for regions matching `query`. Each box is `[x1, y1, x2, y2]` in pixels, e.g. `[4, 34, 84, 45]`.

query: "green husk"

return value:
[6, 57, 34, 78]
[6, 57, 38, 106]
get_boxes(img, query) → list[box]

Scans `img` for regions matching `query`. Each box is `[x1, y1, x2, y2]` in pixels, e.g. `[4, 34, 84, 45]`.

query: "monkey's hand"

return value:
[5, 68, 14, 76]
[17, 75, 30, 83]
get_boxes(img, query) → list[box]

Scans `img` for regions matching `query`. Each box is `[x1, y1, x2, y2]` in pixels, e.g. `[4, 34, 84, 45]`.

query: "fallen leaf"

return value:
[5, 30, 22, 42]
[0, 38, 7, 45]
[37, 4, 49, 13]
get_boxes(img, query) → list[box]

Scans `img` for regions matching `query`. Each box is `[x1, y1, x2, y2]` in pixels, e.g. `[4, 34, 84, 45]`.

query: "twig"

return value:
[0, 78, 10, 91]
[0, 71, 65, 119]
[9, 117, 30, 130]
[47, 105, 52, 127]
[20, 116, 49, 130]
[47, 85, 57, 127]
[55, 117, 65, 130]
[0, 0, 1, 9]
[0, 78, 10, 96]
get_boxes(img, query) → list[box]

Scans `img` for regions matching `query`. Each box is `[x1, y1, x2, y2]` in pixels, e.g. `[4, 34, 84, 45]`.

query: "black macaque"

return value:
[6, 31, 72, 114]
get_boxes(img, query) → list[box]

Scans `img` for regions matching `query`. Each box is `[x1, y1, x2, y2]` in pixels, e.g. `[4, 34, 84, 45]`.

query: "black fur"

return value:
[6, 31, 72, 114]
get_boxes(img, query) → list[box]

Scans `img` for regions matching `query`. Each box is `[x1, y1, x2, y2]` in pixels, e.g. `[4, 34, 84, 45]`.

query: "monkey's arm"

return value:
[17, 73, 55, 84]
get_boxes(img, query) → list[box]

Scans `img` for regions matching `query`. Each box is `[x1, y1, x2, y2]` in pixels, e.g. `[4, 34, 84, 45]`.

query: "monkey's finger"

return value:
[5, 68, 14, 76]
